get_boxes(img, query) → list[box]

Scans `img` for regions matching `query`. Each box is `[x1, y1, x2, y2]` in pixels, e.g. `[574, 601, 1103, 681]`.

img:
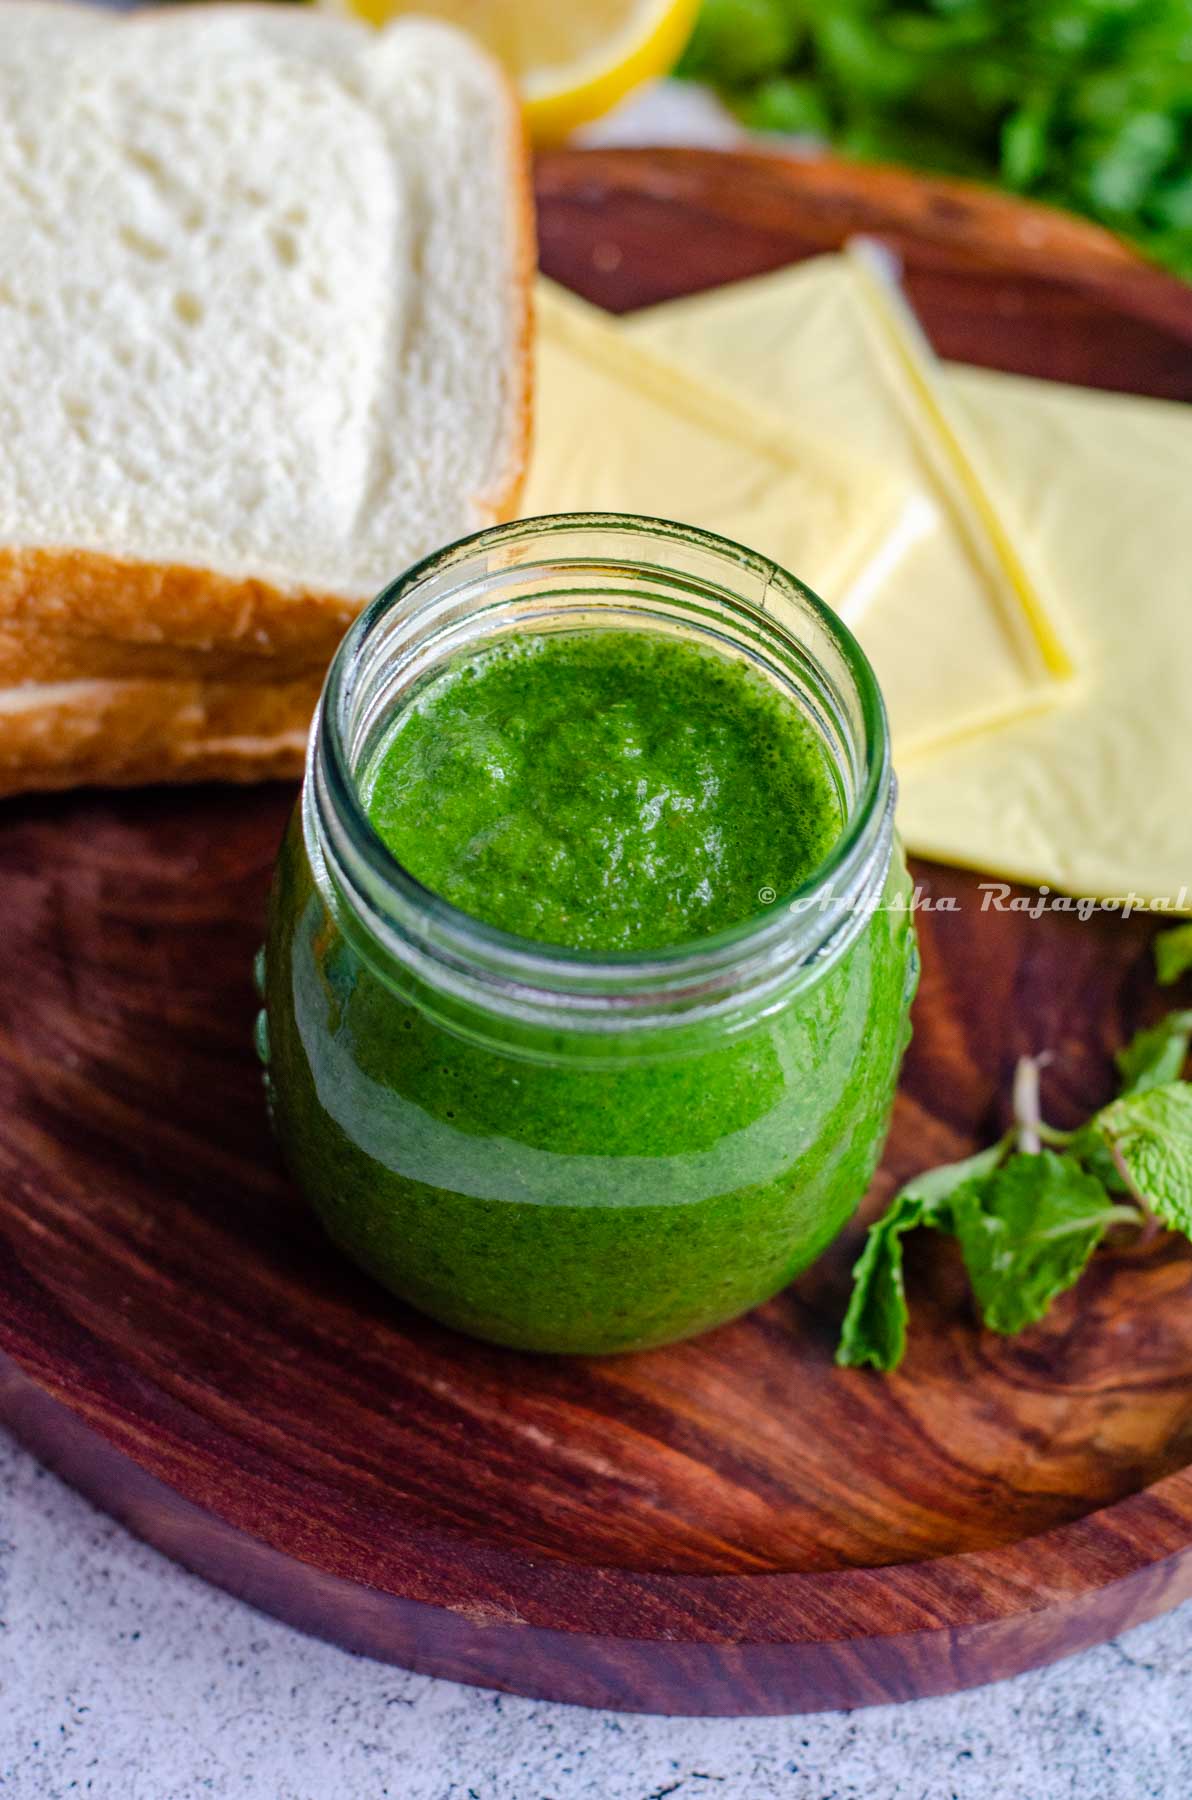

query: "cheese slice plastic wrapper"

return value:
[626, 253, 1076, 753]
[898, 368, 1192, 909]
[525, 278, 906, 654]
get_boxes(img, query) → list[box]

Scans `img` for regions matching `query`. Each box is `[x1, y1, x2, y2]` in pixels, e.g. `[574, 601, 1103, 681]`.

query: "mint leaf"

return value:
[1051, 1011, 1191, 1181]
[836, 1139, 1009, 1371]
[1155, 924, 1192, 988]
[836, 1191, 926, 1373]
[1067, 1124, 1133, 1196]
[888, 1138, 1012, 1211]
[945, 1152, 1133, 1335]
[1095, 1082, 1192, 1236]
[1114, 1011, 1192, 1096]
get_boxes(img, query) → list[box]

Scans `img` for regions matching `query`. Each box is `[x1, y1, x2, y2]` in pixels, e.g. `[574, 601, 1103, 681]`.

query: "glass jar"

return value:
[260, 515, 918, 1355]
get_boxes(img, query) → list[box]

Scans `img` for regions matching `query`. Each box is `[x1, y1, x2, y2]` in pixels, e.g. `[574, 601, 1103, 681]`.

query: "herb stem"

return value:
[1012, 1053, 1048, 1154]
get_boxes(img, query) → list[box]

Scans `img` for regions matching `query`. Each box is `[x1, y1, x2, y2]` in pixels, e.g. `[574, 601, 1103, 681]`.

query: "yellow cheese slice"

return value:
[845, 239, 1074, 683]
[625, 253, 1077, 752]
[524, 278, 904, 621]
[898, 367, 1192, 909]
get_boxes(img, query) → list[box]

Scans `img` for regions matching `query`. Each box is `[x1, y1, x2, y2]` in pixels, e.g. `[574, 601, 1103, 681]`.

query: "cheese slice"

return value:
[525, 278, 905, 618]
[898, 367, 1192, 909]
[531, 268, 1188, 906]
[626, 253, 1077, 752]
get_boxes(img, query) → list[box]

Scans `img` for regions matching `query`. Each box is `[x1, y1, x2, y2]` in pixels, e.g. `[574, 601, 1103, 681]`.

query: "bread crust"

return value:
[0, 621, 330, 686]
[0, 545, 361, 661]
[0, 673, 319, 798]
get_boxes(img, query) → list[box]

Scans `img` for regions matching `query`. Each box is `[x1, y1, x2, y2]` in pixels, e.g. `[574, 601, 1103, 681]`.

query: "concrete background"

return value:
[2, 1424, 1190, 1800]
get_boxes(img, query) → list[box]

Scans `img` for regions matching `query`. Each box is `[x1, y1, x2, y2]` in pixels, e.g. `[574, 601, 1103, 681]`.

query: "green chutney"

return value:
[262, 626, 917, 1353]
[363, 630, 844, 952]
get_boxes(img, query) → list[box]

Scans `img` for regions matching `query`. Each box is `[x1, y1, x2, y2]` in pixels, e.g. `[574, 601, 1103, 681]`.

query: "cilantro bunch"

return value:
[678, 0, 1192, 280]
[838, 923, 1192, 1370]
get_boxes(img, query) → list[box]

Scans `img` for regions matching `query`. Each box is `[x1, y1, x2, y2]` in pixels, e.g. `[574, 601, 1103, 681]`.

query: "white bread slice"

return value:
[0, 674, 320, 797]
[0, 4, 533, 658]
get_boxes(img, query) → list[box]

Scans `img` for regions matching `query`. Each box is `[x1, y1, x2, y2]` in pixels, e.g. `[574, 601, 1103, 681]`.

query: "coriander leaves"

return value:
[679, 0, 1192, 281]
[838, 997, 1192, 1371]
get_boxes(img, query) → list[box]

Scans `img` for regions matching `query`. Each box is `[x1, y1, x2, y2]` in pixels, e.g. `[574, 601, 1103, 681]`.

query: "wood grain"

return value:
[1, 150, 1192, 1714]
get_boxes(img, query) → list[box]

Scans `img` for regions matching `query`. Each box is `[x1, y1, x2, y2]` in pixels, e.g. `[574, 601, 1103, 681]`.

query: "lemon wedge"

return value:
[329, 0, 700, 143]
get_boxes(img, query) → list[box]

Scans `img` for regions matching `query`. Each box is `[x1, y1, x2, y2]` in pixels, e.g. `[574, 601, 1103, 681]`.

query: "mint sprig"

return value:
[838, 1006, 1192, 1372]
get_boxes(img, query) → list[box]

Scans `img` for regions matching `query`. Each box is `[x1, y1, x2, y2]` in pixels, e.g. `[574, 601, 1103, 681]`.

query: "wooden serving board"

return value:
[3, 151, 1192, 1717]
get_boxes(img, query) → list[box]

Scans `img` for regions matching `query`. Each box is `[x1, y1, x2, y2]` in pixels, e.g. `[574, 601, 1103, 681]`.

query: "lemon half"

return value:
[330, 0, 701, 143]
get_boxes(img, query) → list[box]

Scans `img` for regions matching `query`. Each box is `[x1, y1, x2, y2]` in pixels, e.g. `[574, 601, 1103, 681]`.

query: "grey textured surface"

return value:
[1, 1425, 1190, 1800]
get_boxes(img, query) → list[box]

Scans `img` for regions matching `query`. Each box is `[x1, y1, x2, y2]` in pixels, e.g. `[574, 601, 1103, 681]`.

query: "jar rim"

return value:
[312, 512, 893, 1025]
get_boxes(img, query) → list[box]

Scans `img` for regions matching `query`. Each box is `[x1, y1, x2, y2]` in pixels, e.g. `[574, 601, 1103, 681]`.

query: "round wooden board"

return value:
[3, 150, 1192, 1717]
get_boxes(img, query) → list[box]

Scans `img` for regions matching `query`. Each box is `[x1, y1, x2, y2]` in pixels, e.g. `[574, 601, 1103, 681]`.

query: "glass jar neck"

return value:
[307, 514, 895, 1051]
